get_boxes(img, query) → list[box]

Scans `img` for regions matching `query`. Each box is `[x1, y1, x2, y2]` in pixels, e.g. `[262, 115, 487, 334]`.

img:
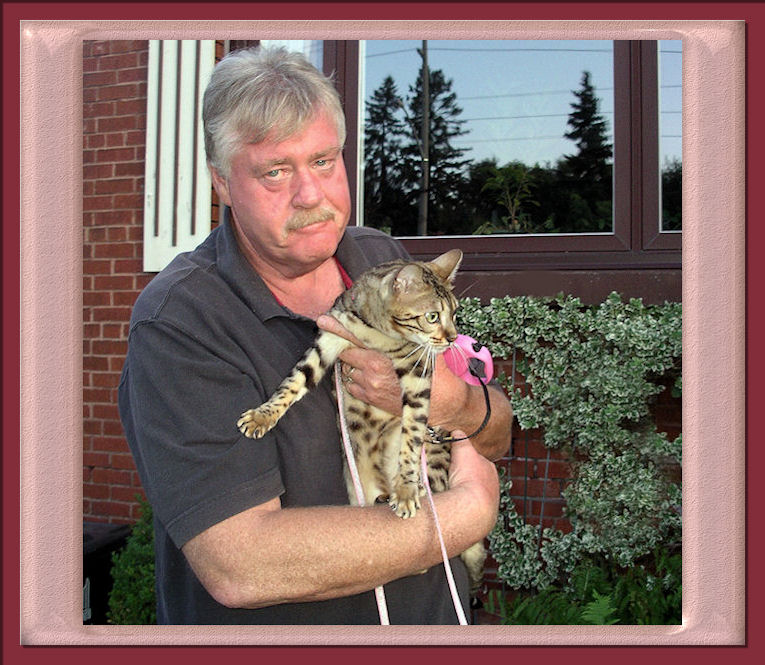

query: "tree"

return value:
[558, 71, 614, 232]
[362, 76, 412, 235]
[473, 162, 540, 235]
[400, 64, 472, 235]
[661, 158, 682, 231]
[563, 71, 613, 184]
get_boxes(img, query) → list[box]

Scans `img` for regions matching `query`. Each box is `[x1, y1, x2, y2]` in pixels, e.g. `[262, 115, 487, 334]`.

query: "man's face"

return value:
[211, 110, 351, 278]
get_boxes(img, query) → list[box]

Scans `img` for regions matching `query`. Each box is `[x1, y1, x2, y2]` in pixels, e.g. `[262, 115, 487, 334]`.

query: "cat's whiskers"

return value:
[410, 344, 431, 377]
[402, 342, 426, 362]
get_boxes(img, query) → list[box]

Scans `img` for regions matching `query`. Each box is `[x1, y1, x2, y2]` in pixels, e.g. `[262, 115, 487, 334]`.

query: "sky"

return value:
[362, 39, 682, 170]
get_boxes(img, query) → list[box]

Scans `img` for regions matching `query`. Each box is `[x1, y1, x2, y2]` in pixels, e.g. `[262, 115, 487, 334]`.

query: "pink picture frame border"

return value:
[9, 3, 751, 653]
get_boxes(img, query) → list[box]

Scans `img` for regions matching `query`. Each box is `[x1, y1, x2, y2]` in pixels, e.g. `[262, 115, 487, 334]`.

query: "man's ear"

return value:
[209, 166, 232, 207]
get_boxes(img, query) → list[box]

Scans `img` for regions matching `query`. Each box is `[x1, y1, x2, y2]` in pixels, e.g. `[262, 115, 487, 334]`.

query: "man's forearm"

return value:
[182, 442, 498, 610]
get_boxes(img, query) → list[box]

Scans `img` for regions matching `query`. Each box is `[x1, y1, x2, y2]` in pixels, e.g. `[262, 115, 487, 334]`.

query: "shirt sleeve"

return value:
[118, 318, 284, 548]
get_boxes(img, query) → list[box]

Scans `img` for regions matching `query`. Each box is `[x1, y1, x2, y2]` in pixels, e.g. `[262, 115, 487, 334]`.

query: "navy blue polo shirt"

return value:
[118, 220, 470, 624]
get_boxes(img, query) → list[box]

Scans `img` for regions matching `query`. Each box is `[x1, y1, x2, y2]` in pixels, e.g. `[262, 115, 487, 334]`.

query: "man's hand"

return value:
[317, 314, 512, 462]
[317, 314, 404, 416]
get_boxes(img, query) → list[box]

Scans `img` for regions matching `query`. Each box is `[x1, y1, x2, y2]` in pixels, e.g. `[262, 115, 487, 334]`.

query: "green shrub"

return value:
[484, 547, 681, 624]
[107, 496, 156, 624]
[457, 292, 682, 609]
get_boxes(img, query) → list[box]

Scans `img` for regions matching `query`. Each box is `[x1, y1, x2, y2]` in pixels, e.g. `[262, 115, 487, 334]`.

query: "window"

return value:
[332, 39, 681, 280]
[659, 40, 682, 232]
[362, 40, 616, 237]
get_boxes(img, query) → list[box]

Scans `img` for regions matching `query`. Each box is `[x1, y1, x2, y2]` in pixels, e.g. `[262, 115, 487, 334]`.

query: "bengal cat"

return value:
[237, 249, 486, 596]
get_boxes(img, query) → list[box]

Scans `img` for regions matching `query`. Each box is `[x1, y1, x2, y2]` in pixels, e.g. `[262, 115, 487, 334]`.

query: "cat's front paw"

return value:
[389, 482, 421, 519]
[237, 408, 274, 439]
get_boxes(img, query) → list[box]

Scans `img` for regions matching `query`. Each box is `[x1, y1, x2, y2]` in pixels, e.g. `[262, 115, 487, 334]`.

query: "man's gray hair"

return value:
[203, 46, 346, 178]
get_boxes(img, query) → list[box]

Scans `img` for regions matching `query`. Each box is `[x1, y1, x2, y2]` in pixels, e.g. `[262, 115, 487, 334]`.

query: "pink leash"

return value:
[334, 363, 467, 625]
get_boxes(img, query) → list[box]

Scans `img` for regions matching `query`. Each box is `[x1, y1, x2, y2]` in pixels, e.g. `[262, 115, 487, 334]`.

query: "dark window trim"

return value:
[326, 39, 681, 274]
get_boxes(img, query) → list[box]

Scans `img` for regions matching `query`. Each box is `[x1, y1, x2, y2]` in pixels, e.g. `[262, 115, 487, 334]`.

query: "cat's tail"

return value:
[238, 330, 351, 439]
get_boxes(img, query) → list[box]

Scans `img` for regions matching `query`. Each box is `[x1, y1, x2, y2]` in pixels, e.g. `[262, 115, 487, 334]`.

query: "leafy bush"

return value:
[107, 496, 156, 624]
[456, 293, 682, 607]
[484, 547, 681, 625]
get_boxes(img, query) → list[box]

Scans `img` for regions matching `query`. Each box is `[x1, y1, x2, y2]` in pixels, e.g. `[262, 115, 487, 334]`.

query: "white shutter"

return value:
[143, 40, 216, 272]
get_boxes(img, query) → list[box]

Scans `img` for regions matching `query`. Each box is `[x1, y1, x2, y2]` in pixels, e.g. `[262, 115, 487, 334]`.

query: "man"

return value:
[119, 46, 511, 624]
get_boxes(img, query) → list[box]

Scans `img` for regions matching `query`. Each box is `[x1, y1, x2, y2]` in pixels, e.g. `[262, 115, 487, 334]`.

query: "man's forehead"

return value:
[246, 113, 342, 163]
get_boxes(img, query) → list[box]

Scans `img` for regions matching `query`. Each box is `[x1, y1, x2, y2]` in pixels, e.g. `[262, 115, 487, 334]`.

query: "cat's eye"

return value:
[424, 312, 440, 324]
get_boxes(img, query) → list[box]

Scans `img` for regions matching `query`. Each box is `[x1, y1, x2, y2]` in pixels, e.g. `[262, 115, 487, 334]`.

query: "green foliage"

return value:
[473, 162, 540, 235]
[107, 496, 156, 624]
[485, 548, 681, 624]
[456, 292, 682, 606]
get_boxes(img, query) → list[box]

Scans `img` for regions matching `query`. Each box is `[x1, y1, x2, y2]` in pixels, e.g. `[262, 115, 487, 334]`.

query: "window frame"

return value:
[327, 39, 681, 275]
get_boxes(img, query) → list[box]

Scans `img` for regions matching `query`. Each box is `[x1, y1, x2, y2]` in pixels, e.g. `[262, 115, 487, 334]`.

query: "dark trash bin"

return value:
[83, 521, 131, 624]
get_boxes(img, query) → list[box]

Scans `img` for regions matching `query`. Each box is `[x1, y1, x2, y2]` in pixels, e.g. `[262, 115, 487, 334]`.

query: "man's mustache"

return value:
[285, 207, 336, 232]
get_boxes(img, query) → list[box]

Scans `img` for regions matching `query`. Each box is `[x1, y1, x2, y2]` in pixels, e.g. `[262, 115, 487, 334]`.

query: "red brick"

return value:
[111, 453, 137, 470]
[113, 193, 144, 209]
[125, 130, 146, 146]
[93, 340, 127, 356]
[83, 101, 114, 118]
[111, 291, 140, 308]
[83, 420, 102, 436]
[103, 420, 127, 437]
[101, 323, 126, 339]
[84, 483, 110, 500]
[109, 356, 128, 372]
[83, 163, 114, 180]
[111, 485, 144, 503]
[113, 258, 142, 273]
[84, 356, 109, 371]
[84, 388, 111, 404]
[95, 178, 135, 195]
[115, 98, 146, 115]
[105, 133, 126, 148]
[108, 41, 147, 54]
[92, 467, 132, 485]
[118, 67, 148, 83]
[97, 115, 138, 133]
[90, 370, 123, 387]
[98, 83, 140, 101]
[99, 52, 139, 70]
[94, 274, 134, 290]
[83, 195, 114, 211]
[94, 147, 135, 163]
[83, 259, 112, 275]
[93, 210, 133, 226]
[84, 70, 117, 87]
[89, 41, 111, 56]
[85, 134, 106, 150]
[91, 501, 132, 518]
[91, 436, 129, 453]
[115, 161, 144, 177]
[84, 451, 110, 467]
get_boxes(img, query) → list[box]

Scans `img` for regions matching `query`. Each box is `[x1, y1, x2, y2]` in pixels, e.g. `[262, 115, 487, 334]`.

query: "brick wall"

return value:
[83, 40, 152, 523]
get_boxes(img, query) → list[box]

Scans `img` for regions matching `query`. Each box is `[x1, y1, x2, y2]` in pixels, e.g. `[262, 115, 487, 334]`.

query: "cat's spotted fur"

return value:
[237, 248, 485, 596]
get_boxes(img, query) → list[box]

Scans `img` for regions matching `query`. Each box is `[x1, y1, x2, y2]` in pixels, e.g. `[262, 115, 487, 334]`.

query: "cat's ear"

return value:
[428, 249, 463, 284]
[393, 264, 421, 294]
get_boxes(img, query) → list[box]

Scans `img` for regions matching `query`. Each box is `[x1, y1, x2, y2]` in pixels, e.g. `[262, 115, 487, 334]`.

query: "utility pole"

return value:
[417, 40, 429, 236]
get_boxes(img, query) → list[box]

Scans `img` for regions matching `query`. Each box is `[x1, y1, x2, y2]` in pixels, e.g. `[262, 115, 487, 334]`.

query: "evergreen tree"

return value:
[362, 76, 411, 234]
[401, 64, 472, 235]
[563, 71, 613, 185]
[558, 71, 614, 232]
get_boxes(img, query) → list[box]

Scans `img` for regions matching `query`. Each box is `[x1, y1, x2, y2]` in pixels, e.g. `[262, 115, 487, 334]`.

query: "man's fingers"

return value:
[316, 314, 365, 347]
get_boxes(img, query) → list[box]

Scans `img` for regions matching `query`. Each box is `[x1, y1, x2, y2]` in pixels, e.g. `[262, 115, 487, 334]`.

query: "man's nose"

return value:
[291, 168, 323, 208]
